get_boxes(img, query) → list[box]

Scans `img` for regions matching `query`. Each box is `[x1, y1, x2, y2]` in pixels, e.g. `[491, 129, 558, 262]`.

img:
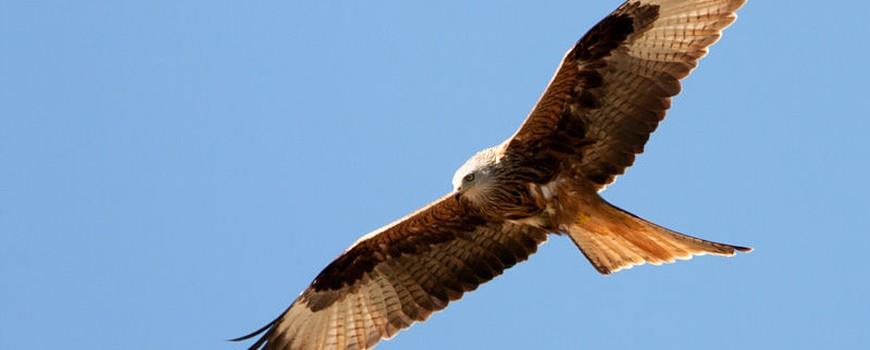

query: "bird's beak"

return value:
[453, 191, 463, 201]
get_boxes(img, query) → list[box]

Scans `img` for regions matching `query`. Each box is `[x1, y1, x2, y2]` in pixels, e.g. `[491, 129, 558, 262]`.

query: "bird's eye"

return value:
[463, 173, 475, 182]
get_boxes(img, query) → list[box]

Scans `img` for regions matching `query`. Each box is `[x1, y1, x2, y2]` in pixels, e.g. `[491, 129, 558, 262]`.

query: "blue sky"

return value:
[2, 1, 868, 349]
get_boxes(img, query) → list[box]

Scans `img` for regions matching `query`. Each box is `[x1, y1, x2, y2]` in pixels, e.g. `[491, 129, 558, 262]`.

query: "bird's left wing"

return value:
[235, 195, 548, 350]
[505, 0, 745, 190]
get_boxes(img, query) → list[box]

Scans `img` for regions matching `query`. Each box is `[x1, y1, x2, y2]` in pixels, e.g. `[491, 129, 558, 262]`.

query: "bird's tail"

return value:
[563, 197, 751, 274]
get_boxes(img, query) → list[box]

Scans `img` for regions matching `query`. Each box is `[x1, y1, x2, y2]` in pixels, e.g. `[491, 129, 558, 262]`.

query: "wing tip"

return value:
[733, 245, 753, 253]
[228, 323, 270, 342]
[229, 313, 282, 350]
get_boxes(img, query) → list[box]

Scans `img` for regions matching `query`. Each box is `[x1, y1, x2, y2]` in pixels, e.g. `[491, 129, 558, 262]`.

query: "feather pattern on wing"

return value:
[236, 195, 548, 350]
[506, 0, 746, 190]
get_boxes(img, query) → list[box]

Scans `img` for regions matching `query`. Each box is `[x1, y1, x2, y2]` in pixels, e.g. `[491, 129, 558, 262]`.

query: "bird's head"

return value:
[452, 147, 500, 199]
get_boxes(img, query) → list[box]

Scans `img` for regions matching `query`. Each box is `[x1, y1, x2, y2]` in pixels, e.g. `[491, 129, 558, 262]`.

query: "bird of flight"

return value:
[235, 0, 751, 349]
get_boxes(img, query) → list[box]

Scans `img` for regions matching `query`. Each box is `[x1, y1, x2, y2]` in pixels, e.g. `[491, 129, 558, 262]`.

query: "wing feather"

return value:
[240, 195, 548, 349]
[506, 0, 745, 190]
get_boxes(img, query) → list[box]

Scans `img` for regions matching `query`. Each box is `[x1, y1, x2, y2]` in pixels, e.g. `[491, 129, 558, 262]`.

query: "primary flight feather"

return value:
[236, 0, 751, 348]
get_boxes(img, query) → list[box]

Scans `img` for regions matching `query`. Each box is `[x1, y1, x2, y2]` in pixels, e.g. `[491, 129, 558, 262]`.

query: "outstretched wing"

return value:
[236, 195, 548, 350]
[506, 0, 745, 190]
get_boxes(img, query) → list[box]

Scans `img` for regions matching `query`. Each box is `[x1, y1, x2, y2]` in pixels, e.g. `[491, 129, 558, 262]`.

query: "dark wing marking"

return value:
[506, 0, 746, 190]
[236, 195, 547, 350]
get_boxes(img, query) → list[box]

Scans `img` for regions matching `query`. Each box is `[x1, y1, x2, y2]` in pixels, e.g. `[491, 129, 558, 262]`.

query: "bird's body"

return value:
[236, 1, 752, 349]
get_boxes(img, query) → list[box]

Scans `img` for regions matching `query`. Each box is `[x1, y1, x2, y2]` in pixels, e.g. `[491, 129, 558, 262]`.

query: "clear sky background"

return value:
[2, 1, 868, 349]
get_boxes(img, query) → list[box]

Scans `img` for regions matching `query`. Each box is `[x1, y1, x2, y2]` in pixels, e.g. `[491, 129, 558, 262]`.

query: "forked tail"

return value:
[565, 197, 751, 274]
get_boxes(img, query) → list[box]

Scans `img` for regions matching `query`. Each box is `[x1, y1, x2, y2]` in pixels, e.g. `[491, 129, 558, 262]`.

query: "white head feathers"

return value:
[452, 146, 500, 192]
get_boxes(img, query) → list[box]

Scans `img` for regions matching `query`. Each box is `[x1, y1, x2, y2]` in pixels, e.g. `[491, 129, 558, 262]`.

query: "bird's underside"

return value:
[235, 1, 752, 349]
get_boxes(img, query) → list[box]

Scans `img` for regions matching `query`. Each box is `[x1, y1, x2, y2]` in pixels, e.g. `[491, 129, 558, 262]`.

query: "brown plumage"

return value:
[235, 1, 751, 349]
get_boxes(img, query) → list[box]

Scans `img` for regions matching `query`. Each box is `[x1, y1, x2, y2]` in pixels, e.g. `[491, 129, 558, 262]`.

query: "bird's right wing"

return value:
[235, 194, 548, 350]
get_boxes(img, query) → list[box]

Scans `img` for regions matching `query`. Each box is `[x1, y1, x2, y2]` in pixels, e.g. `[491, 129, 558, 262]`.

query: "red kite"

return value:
[236, 1, 751, 349]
